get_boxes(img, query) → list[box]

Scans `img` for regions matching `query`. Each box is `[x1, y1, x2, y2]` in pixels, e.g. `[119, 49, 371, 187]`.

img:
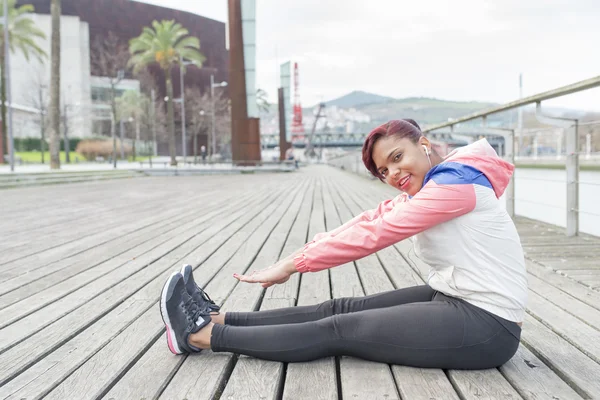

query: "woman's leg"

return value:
[224, 285, 435, 326]
[195, 294, 520, 370]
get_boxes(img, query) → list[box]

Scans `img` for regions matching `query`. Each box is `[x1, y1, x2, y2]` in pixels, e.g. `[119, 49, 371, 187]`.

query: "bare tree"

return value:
[90, 31, 130, 166]
[213, 91, 231, 158]
[183, 87, 210, 162]
[116, 90, 149, 160]
[25, 67, 49, 163]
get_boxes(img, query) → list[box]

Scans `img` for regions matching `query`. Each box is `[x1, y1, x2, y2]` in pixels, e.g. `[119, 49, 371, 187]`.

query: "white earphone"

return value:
[422, 145, 432, 168]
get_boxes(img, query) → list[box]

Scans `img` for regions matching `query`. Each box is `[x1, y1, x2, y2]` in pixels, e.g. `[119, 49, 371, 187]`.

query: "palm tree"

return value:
[128, 20, 205, 166]
[48, 0, 60, 169]
[0, 0, 46, 160]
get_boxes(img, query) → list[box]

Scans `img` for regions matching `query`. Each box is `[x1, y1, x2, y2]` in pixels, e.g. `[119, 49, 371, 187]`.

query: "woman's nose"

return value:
[390, 168, 401, 182]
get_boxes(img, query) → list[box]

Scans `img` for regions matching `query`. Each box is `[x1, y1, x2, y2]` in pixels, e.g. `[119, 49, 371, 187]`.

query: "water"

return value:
[513, 168, 600, 236]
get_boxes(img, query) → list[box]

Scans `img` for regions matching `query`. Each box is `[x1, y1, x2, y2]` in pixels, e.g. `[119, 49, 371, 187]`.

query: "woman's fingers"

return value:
[234, 264, 291, 285]
[233, 273, 259, 283]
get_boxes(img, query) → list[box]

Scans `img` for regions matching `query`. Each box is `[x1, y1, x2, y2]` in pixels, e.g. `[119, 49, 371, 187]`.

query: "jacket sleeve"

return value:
[311, 193, 409, 242]
[294, 181, 477, 273]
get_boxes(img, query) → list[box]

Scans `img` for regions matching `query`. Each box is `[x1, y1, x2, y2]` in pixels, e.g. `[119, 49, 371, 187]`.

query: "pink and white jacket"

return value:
[294, 139, 528, 323]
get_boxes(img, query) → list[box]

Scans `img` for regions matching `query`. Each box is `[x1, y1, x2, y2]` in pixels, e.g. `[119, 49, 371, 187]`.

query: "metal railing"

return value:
[328, 75, 600, 237]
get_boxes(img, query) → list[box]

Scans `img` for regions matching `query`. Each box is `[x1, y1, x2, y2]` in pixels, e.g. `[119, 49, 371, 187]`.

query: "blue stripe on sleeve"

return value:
[423, 162, 492, 189]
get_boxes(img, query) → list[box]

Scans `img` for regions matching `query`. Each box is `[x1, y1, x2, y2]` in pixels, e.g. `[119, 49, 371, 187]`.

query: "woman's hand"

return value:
[234, 258, 298, 288]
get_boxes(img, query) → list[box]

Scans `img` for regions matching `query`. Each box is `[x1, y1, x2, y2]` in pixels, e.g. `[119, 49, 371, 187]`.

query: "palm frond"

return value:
[175, 36, 200, 51]
[179, 48, 206, 66]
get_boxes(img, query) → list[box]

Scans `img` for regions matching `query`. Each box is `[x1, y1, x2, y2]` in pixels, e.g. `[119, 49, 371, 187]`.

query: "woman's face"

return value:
[372, 135, 432, 196]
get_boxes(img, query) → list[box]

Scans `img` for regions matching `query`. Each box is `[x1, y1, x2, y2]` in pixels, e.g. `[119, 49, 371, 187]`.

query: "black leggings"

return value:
[210, 285, 521, 369]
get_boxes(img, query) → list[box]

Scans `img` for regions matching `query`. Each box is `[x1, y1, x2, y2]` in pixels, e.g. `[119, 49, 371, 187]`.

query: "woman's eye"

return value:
[394, 153, 402, 161]
[381, 169, 388, 176]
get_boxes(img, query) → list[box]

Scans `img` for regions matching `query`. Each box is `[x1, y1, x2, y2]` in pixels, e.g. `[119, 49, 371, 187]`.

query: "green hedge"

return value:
[13, 137, 111, 152]
[13, 138, 84, 152]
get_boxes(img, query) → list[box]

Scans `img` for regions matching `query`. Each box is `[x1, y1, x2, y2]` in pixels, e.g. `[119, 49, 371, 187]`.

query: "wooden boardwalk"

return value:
[1, 165, 599, 399]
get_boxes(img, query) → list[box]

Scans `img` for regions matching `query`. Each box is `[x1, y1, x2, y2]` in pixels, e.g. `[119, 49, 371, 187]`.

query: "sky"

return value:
[137, 0, 600, 111]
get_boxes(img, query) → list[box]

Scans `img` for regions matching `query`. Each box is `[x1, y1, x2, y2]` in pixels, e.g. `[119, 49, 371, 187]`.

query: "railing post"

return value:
[535, 102, 579, 236]
[566, 122, 579, 236]
[504, 130, 515, 218]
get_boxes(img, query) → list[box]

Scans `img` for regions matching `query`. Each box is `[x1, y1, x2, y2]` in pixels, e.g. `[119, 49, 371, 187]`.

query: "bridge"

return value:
[260, 130, 506, 153]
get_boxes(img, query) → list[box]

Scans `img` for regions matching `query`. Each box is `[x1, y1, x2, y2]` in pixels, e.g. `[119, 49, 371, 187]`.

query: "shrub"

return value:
[76, 139, 132, 161]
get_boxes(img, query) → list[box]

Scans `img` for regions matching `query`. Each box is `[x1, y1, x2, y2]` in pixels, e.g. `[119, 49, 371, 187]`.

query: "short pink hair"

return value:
[362, 119, 422, 181]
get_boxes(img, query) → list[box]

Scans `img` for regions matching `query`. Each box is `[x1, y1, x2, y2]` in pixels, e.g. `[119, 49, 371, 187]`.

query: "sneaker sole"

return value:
[160, 271, 183, 355]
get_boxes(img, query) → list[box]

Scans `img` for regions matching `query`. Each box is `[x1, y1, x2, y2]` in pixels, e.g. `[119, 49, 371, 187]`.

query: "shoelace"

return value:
[197, 285, 220, 309]
[183, 292, 210, 329]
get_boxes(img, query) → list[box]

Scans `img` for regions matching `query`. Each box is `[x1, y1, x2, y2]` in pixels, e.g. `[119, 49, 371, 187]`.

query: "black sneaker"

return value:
[160, 271, 211, 355]
[180, 264, 221, 313]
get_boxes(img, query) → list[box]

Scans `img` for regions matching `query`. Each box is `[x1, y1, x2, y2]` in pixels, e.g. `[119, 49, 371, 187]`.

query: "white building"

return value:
[8, 13, 140, 141]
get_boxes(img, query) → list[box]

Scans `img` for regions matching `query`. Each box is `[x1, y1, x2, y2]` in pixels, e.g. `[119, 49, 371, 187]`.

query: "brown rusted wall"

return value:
[19, 0, 228, 98]
[227, 0, 261, 164]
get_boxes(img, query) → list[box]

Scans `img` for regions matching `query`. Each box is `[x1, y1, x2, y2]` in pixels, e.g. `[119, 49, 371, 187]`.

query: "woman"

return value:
[160, 119, 528, 369]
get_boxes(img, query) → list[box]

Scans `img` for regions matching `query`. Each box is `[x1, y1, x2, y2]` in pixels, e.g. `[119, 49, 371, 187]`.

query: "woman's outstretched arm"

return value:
[235, 179, 476, 286]
[294, 181, 476, 273]
[311, 193, 408, 242]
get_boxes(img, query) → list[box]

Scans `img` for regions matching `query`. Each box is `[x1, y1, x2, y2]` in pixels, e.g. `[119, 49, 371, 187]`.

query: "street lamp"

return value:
[194, 109, 205, 164]
[179, 56, 196, 164]
[210, 74, 227, 159]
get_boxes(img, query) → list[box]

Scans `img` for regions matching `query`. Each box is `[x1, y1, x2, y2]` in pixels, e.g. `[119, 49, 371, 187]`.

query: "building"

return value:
[12, 0, 228, 155]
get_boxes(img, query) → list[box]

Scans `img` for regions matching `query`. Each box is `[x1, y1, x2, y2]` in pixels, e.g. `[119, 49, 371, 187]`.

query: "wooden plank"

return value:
[42, 307, 162, 400]
[329, 179, 397, 295]
[392, 367, 460, 400]
[282, 176, 338, 400]
[332, 173, 461, 400]
[521, 315, 600, 398]
[0, 177, 299, 397]
[107, 180, 313, 400]
[526, 260, 600, 310]
[0, 202, 210, 303]
[214, 181, 315, 400]
[103, 332, 185, 400]
[525, 290, 600, 364]
[0, 176, 247, 260]
[0, 191, 261, 331]
[43, 180, 307, 400]
[448, 369, 523, 399]
[0, 186, 282, 385]
[500, 345, 583, 399]
[158, 180, 309, 400]
[527, 273, 600, 330]
[0, 195, 190, 265]
[0, 183, 240, 284]
[322, 177, 400, 400]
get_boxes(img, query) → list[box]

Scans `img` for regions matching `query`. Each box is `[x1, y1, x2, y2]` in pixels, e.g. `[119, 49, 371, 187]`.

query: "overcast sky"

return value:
[137, 0, 600, 111]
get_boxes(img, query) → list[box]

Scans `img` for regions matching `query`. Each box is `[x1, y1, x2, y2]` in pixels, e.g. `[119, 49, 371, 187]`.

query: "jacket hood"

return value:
[444, 138, 514, 198]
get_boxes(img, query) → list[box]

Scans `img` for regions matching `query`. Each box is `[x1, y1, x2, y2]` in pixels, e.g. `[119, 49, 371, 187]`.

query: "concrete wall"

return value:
[9, 14, 92, 139]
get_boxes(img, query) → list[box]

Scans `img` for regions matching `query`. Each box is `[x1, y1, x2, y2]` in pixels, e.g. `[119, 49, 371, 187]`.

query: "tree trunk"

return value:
[0, 51, 6, 163]
[132, 138, 136, 162]
[40, 112, 45, 163]
[40, 86, 45, 164]
[165, 73, 176, 166]
[193, 132, 197, 164]
[49, 0, 61, 169]
[110, 83, 117, 168]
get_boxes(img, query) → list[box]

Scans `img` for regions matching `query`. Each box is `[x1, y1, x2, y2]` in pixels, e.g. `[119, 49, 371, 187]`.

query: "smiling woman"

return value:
[364, 119, 445, 195]
[158, 118, 528, 372]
